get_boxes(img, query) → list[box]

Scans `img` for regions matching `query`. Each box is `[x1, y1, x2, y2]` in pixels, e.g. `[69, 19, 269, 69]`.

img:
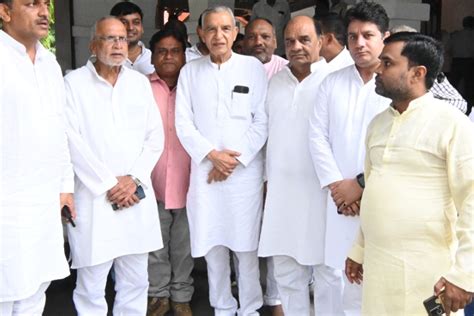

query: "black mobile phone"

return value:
[112, 185, 146, 211]
[61, 205, 76, 227]
[423, 294, 445, 316]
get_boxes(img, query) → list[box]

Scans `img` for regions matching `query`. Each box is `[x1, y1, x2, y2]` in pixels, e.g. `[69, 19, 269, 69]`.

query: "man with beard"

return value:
[346, 32, 474, 315]
[244, 17, 288, 79]
[64, 17, 164, 315]
[0, 0, 75, 314]
[309, 2, 391, 314]
[111, 1, 154, 75]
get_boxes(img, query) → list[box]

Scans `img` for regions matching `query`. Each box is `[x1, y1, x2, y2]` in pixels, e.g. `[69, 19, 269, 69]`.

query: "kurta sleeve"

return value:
[57, 78, 75, 193]
[175, 66, 215, 164]
[348, 227, 365, 264]
[442, 117, 474, 292]
[127, 81, 164, 183]
[309, 77, 344, 188]
[64, 79, 118, 196]
[233, 65, 268, 167]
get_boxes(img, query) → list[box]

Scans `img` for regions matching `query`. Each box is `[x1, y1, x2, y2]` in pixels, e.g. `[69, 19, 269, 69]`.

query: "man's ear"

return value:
[412, 65, 427, 84]
[0, 3, 12, 24]
[382, 31, 390, 40]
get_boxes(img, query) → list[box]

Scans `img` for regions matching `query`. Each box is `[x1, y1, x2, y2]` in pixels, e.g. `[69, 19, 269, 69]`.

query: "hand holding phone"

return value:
[61, 205, 76, 227]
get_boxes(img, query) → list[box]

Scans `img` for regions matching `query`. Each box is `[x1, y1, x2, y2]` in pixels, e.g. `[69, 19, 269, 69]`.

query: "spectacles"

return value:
[155, 47, 183, 57]
[96, 36, 128, 44]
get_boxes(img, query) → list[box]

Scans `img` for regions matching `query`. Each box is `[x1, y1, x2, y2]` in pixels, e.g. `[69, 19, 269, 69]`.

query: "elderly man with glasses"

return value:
[64, 16, 165, 315]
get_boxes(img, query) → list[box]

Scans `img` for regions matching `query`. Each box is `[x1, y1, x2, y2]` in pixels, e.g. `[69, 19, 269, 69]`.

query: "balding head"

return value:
[90, 17, 128, 67]
[284, 16, 322, 71]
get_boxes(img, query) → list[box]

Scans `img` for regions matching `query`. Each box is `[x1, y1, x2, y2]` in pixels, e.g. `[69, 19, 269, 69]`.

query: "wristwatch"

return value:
[128, 174, 147, 189]
[356, 173, 365, 189]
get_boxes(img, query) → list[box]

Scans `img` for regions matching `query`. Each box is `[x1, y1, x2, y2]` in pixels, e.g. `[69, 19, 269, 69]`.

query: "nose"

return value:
[38, 2, 49, 18]
[215, 28, 224, 39]
[355, 35, 365, 48]
[255, 35, 263, 45]
[375, 62, 383, 74]
[126, 22, 133, 31]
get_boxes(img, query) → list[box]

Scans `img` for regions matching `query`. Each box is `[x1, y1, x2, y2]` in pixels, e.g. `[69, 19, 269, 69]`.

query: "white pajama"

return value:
[0, 283, 49, 316]
[313, 265, 361, 315]
[205, 246, 262, 316]
[73, 253, 148, 316]
[263, 257, 281, 306]
[273, 256, 313, 316]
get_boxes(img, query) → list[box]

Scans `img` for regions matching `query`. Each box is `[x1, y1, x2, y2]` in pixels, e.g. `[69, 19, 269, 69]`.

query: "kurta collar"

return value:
[86, 59, 125, 85]
[389, 93, 431, 116]
[207, 51, 235, 70]
[0, 30, 47, 61]
[351, 63, 375, 86]
[128, 40, 146, 62]
[310, 57, 327, 73]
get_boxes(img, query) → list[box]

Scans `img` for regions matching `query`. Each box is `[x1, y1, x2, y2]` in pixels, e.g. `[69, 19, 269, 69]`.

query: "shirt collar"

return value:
[207, 51, 235, 70]
[149, 72, 177, 91]
[0, 30, 47, 61]
[310, 57, 327, 73]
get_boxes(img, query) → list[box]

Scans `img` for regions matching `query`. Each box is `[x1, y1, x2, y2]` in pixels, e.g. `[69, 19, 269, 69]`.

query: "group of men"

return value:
[1, 1, 473, 316]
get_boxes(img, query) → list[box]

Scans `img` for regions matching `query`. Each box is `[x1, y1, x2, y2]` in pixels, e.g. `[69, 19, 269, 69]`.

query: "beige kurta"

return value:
[349, 94, 474, 315]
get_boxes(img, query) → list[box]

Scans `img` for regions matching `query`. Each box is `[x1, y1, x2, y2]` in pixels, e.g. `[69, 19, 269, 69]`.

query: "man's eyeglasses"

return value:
[155, 47, 183, 57]
[96, 36, 128, 44]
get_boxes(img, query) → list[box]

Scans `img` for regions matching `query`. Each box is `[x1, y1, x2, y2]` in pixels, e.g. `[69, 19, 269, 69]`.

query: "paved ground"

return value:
[44, 257, 273, 316]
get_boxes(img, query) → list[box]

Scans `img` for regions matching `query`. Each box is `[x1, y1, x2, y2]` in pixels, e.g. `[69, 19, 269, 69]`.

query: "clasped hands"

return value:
[207, 149, 241, 184]
[107, 176, 139, 209]
[329, 178, 363, 216]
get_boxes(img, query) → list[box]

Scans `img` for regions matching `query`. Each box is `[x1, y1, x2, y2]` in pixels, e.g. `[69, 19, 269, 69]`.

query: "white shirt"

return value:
[124, 41, 155, 75]
[0, 30, 72, 301]
[175, 53, 268, 257]
[185, 44, 205, 62]
[64, 61, 164, 268]
[328, 47, 354, 73]
[309, 65, 391, 269]
[259, 59, 331, 265]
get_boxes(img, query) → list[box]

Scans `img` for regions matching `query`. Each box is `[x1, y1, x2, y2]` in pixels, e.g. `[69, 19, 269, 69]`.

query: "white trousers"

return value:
[273, 256, 313, 316]
[313, 264, 362, 316]
[0, 282, 50, 316]
[73, 253, 148, 316]
[263, 257, 281, 306]
[205, 246, 263, 316]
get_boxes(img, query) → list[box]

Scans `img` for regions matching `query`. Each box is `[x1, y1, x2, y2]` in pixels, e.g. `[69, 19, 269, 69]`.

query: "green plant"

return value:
[41, 0, 56, 54]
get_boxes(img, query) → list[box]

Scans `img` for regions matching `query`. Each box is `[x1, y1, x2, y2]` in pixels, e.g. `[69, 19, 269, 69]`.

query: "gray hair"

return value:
[390, 25, 417, 34]
[90, 16, 122, 41]
[200, 5, 236, 28]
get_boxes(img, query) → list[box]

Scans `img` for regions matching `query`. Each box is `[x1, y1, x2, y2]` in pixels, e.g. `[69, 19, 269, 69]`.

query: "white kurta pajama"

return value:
[176, 53, 268, 315]
[309, 65, 391, 315]
[0, 30, 72, 308]
[64, 61, 164, 314]
[259, 60, 331, 315]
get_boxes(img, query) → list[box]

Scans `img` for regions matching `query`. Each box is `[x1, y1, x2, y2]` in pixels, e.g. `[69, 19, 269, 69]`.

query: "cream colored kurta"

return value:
[175, 53, 268, 257]
[309, 65, 391, 269]
[349, 94, 474, 315]
[259, 60, 331, 265]
[0, 31, 73, 301]
[64, 61, 164, 268]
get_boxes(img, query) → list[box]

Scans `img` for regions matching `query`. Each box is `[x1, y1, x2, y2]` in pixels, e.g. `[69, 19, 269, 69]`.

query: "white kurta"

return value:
[0, 31, 72, 301]
[328, 48, 354, 73]
[176, 53, 268, 257]
[64, 61, 164, 268]
[124, 41, 155, 75]
[309, 65, 390, 269]
[259, 60, 331, 265]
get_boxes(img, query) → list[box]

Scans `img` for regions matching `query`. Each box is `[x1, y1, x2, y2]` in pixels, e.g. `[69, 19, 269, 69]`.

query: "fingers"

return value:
[434, 278, 446, 296]
[443, 294, 452, 316]
[223, 149, 241, 157]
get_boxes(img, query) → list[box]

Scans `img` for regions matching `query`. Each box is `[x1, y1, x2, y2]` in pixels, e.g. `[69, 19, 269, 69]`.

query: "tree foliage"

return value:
[40, 0, 56, 54]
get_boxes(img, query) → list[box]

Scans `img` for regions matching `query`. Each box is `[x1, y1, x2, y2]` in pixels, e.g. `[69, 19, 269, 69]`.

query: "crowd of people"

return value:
[0, 0, 473, 316]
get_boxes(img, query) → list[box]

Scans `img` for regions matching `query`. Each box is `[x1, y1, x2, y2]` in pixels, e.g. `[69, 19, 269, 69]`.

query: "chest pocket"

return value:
[230, 91, 251, 120]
